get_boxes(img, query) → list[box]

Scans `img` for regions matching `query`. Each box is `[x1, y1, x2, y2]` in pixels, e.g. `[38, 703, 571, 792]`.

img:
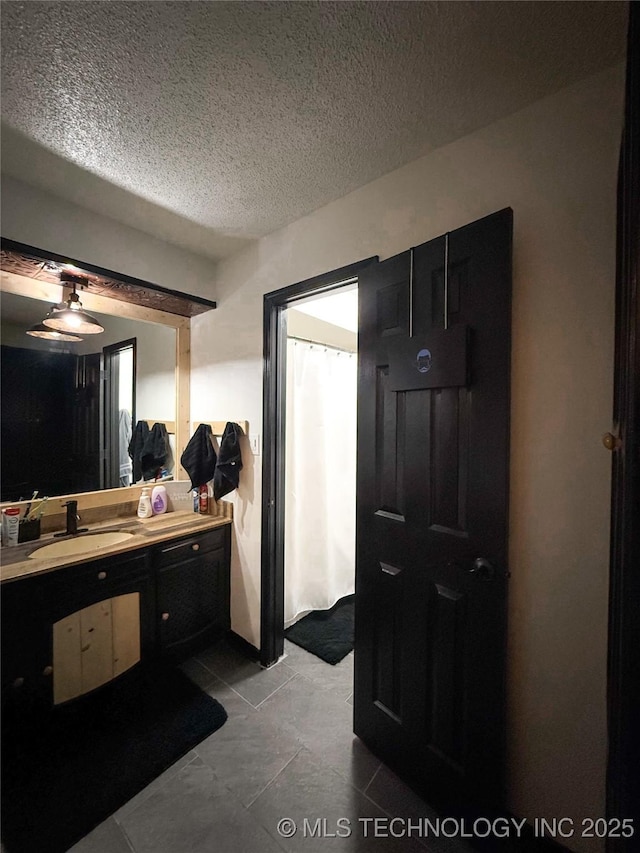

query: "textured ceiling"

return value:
[0, 1, 627, 261]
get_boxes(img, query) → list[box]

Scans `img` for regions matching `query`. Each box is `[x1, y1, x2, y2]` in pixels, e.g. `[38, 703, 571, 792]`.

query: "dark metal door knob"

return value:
[469, 557, 496, 580]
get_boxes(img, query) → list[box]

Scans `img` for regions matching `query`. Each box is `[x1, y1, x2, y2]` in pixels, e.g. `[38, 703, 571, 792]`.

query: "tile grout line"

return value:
[195, 649, 299, 710]
[218, 679, 263, 709]
[253, 670, 299, 709]
[117, 815, 140, 853]
[200, 667, 266, 710]
[357, 766, 465, 853]
[244, 745, 305, 809]
[242, 749, 309, 853]
[113, 753, 201, 826]
[362, 761, 382, 795]
[277, 666, 354, 703]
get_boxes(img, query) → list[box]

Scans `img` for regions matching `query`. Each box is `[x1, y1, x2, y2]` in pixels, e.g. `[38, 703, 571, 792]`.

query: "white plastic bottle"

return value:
[151, 484, 168, 515]
[2, 507, 20, 546]
[137, 488, 153, 519]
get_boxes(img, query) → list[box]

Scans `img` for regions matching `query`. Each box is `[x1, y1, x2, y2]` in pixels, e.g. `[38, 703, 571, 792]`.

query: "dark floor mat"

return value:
[1, 662, 227, 853]
[285, 594, 354, 664]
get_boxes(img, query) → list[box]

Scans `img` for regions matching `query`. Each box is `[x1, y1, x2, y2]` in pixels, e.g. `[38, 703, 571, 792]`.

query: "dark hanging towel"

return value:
[128, 420, 150, 483]
[141, 422, 173, 481]
[180, 423, 217, 490]
[213, 422, 243, 500]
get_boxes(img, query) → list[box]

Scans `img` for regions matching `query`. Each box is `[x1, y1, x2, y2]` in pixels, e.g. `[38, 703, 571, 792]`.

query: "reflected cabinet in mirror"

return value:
[0, 292, 177, 502]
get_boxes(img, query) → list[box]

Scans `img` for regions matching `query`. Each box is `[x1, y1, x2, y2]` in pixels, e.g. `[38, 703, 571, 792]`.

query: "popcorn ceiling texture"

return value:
[1, 1, 626, 260]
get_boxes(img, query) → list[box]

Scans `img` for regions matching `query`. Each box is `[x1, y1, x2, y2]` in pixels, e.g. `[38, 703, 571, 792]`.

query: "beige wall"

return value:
[191, 65, 624, 852]
[1, 175, 218, 298]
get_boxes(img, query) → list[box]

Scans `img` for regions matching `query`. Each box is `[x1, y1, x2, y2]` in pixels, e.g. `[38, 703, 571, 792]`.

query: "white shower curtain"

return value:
[284, 338, 357, 627]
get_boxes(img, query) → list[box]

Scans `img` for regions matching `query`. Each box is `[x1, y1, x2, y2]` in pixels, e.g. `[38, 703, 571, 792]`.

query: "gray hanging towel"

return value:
[141, 423, 173, 481]
[119, 409, 133, 486]
[180, 423, 217, 490]
[128, 420, 150, 482]
[213, 422, 243, 500]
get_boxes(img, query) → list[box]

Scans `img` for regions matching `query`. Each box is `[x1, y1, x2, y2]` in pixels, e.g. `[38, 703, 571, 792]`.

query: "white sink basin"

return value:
[29, 531, 135, 560]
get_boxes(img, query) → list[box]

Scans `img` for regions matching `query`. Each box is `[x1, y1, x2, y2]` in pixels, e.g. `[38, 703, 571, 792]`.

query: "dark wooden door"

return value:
[354, 208, 512, 812]
[70, 352, 102, 493]
[0, 345, 76, 500]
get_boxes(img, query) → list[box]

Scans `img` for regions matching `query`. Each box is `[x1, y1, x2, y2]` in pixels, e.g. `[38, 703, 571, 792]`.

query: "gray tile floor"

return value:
[69, 639, 473, 853]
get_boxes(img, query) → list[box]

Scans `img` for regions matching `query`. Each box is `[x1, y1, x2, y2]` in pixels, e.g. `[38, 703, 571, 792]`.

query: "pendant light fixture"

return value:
[43, 272, 104, 335]
[26, 313, 83, 342]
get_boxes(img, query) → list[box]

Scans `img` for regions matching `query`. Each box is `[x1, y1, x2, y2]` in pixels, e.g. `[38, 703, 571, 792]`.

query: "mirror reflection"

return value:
[0, 291, 176, 502]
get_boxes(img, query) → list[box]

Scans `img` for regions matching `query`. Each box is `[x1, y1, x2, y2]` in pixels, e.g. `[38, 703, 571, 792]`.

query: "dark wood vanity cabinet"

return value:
[155, 526, 231, 660]
[1, 523, 231, 707]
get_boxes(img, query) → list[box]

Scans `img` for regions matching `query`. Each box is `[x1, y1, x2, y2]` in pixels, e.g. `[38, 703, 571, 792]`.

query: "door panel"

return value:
[354, 208, 512, 812]
[427, 581, 466, 768]
[372, 564, 404, 720]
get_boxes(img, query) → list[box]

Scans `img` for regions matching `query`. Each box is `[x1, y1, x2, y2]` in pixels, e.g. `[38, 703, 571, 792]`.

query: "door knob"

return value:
[469, 557, 496, 580]
[602, 432, 621, 451]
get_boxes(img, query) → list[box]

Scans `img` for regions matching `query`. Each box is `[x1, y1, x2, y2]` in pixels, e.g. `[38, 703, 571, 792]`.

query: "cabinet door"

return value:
[1, 577, 51, 702]
[48, 552, 149, 619]
[157, 547, 227, 658]
[2, 552, 153, 708]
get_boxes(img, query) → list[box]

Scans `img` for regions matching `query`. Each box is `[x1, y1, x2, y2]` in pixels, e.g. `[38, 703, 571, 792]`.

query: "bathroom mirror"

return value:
[0, 291, 177, 502]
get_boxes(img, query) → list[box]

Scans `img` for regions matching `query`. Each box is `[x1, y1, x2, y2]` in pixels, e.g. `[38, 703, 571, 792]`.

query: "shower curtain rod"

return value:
[287, 335, 356, 355]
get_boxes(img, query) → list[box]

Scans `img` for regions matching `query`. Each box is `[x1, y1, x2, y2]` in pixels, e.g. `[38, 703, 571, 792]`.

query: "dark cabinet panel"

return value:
[1, 578, 52, 702]
[155, 527, 231, 660]
[154, 527, 226, 567]
[48, 553, 150, 619]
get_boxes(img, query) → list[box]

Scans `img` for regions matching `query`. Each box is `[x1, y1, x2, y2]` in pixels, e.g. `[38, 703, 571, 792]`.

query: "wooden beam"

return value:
[176, 326, 191, 480]
[1, 270, 189, 329]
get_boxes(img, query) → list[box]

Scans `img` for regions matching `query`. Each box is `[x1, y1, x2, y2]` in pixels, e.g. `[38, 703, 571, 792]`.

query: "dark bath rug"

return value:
[285, 594, 354, 665]
[1, 661, 227, 853]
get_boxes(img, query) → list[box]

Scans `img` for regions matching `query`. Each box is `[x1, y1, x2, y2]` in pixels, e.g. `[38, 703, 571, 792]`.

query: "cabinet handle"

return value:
[97, 571, 107, 580]
[161, 612, 170, 621]
[42, 665, 53, 677]
[191, 543, 200, 552]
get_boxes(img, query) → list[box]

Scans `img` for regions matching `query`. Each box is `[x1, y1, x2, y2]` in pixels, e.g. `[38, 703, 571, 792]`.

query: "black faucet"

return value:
[54, 500, 88, 537]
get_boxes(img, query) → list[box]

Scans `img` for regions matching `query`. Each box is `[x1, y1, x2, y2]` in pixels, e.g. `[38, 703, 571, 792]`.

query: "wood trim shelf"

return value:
[141, 420, 176, 434]
[193, 421, 249, 436]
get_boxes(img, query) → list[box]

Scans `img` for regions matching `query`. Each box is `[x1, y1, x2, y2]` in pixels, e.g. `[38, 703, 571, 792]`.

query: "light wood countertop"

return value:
[0, 511, 231, 584]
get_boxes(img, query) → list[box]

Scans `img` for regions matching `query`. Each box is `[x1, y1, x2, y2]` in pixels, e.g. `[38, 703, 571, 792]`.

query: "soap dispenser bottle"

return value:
[137, 488, 153, 519]
[151, 484, 168, 515]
